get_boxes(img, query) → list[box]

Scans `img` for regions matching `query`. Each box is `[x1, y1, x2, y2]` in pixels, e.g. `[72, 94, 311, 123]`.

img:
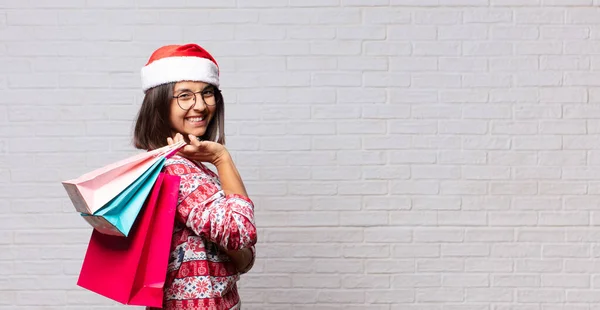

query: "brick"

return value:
[491, 26, 540, 41]
[492, 244, 541, 258]
[463, 42, 513, 56]
[463, 73, 512, 88]
[542, 26, 590, 40]
[266, 290, 318, 303]
[289, 0, 340, 6]
[411, 165, 460, 180]
[464, 8, 513, 23]
[414, 228, 464, 243]
[542, 275, 590, 288]
[365, 259, 413, 273]
[343, 275, 391, 289]
[259, 10, 314, 24]
[516, 42, 563, 55]
[491, 58, 539, 73]
[439, 151, 486, 165]
[543, 244, 590, 258]
[364, 8, 411, 24]
[442, 244, 490, 257]
[413, 42, 461, 56]
[542, 55, 590, 70]
[414, 10, 461, 24]
[337, 26, 386, 40]
[443, 274, 489, 287]
[390, 57, 438, 71]
[566, 290, 600, 303]
[412, 105, 462, 119]
[288, 57, 337, 70]
[538, 212, 589, 226]
[364, 227, 411, 243]
[313, 259, 363, 274]
[338, 181, 388, 195]
[439, 58, 487, 73]
[343, 244, 390, 258]
[390, 211, 437, 226]
[466, 288, 514, 302]
[266, 228, 362, 243]
[463, 104, 511, 119]
[466, 259, 514, 273]
[466, 229, 514, 242]
[365, 289, 414, 303]
[311, 41, 361, 55]
[392, 181, 440, 195]
[490, 212, 538, 226]
[441, 181, 488, 195]
[438, 211, 487, 226]
[417, 258, 464, 273]
[518, 289, 565, 303]
[517, 229, 565, 242]
[317, 290, 364, 303]
[337, 89, 387, 104]
[416, 288, 464, 302]
[312, 73, 361, 86]
[389, 26, 437, 40]
[513, 197, 562, 211]
[293, 275, 341, 288]
[392, 275, 441, 288]
[412, 74, 462, 89]
[339, 208, 387, 226]
[439, 25, 488, 40]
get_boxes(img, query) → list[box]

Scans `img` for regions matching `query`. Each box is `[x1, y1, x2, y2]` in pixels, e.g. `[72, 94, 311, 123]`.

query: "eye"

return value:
[178, 92, 193, 100]
[202, 89, 215, 97]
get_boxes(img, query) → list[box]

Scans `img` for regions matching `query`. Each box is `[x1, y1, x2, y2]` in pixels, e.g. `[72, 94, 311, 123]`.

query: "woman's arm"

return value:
[166, 134, 258, 253]
[222, 246, 255, 274]
[213, 150, 248, 197]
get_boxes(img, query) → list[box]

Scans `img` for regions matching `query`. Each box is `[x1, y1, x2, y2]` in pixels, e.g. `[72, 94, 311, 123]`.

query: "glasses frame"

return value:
[172, 88, 221, 111]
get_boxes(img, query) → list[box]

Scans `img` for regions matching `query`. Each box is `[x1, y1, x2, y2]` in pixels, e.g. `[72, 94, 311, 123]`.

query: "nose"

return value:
[192, 94, 207, 112]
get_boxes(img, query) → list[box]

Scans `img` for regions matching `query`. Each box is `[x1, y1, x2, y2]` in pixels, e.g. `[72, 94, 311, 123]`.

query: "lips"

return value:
[185, 116, 206, 127]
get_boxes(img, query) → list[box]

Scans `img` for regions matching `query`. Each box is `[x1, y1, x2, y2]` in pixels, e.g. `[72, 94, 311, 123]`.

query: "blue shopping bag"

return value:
[81, 157, 167, 237]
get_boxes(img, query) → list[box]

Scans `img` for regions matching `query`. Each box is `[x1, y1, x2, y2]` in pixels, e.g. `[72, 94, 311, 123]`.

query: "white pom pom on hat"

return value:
[140, 43, 219, 93]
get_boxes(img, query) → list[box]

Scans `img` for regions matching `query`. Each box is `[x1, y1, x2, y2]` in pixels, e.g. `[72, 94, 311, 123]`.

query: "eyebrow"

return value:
[174, 85, 213, 94]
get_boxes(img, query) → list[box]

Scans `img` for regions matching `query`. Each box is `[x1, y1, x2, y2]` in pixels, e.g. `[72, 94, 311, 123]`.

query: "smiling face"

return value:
[169, 81, 218, 138]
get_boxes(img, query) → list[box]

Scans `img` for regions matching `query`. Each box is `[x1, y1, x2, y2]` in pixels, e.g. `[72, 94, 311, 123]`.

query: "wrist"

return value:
[212, 148, 231, 166]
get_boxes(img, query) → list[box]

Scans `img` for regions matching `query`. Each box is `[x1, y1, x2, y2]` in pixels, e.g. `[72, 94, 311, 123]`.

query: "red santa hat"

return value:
[140, 43, 220, 92]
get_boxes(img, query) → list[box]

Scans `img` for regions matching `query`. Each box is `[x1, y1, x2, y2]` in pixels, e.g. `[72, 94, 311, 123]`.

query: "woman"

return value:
[133, 43, 257, 310]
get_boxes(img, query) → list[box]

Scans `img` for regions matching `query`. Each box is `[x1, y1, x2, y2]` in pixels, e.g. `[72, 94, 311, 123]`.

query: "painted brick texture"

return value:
[2, 1, 600, 309]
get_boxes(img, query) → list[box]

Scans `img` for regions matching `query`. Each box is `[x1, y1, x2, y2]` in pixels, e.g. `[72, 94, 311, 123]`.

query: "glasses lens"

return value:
[202, 89, 217, 106]
[177, 91, 195, 110]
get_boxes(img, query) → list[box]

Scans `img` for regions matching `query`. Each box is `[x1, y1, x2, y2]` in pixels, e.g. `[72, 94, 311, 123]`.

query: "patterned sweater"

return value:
[149, 155, 257, 310]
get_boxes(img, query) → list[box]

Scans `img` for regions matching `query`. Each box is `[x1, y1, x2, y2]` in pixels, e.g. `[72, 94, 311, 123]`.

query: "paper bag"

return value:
[62, 141, 184, 215]
[77, 173, 180, 308]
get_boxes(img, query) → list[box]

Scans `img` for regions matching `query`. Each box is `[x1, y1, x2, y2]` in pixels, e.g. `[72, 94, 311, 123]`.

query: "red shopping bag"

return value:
[77, 173, 180, 307]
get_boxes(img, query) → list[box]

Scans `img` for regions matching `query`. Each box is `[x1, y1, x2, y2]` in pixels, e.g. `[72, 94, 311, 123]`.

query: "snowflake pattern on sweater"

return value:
[149, 155, 257, 310]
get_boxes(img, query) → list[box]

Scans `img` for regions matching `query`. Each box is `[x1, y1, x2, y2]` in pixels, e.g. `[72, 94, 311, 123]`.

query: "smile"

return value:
[186, 117, 205, 123]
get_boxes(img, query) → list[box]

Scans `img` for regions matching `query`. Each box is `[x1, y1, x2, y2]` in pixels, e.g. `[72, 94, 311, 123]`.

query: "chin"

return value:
[189, 129, 207, 138]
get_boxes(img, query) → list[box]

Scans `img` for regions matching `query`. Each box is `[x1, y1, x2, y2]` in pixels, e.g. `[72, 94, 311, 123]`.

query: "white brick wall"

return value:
[2, 1, 600, 309]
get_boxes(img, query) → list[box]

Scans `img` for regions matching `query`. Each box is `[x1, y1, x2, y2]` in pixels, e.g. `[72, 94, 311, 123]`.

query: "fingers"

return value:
[188, 134, 202, 147]
[170, 133, 186, 144]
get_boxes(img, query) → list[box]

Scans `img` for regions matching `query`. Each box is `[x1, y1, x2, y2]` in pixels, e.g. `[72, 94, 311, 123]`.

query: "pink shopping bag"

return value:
[77, 173, 180, 307]
[62, 141, 184, 215]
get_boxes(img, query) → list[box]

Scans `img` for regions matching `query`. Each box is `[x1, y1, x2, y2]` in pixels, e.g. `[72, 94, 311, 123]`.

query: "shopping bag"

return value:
[62, 141, 184, 236]
[80, 156, 164, 237]
[62, 140, 185, 215]
[77, 172, 180, 308]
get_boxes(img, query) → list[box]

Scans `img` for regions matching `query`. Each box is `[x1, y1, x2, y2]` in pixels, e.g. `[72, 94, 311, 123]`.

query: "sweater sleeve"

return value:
[164, 158, 257, 250]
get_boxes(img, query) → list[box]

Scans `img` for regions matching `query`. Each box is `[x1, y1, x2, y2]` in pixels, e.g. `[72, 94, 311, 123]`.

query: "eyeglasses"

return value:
[172, 88, 220, 110]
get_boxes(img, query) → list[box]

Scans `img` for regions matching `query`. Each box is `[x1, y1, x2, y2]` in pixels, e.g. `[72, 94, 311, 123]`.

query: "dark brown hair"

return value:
[133, 82, 225, 151]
